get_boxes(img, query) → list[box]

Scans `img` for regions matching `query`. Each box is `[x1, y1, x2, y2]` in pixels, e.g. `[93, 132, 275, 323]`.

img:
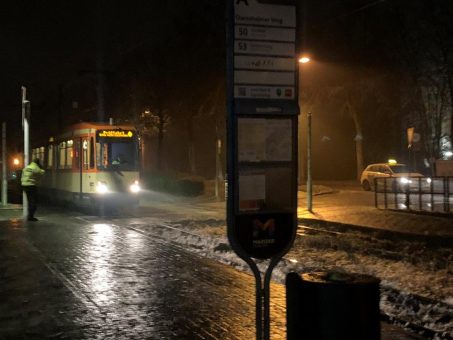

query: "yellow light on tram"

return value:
[388, 159, 397, 165]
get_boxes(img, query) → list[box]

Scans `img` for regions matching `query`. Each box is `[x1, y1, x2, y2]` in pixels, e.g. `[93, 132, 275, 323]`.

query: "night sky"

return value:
[1, 0, 452, 178]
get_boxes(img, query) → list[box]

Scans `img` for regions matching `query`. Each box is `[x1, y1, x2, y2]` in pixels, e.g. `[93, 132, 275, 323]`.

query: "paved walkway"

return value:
[179, 184, 452, 239]
[1, 187, 450, 339]
[297, 194, 453, 238]
[0, 211, 426, 339]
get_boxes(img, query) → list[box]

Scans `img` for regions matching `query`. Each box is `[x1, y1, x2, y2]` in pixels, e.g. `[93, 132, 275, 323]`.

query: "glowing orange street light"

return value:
[298, 54, 312, 211]
[13, 158, 20, 166]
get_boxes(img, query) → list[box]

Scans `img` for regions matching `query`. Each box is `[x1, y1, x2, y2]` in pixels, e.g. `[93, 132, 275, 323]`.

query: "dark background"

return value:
[1, 0, 452, 179]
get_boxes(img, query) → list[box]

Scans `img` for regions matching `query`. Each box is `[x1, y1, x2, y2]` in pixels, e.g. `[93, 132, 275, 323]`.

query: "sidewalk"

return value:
[184, 191, 453, 240]
[297, 192, 453, 239]
[0, 210, 428, 339]
[1, 195, 449, 338]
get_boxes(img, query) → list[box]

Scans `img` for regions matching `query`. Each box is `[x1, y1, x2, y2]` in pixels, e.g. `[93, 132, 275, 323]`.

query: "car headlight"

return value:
[96, 181, 109, 194]
[129, 181, 141, 193]
[399, 177, 411, 184]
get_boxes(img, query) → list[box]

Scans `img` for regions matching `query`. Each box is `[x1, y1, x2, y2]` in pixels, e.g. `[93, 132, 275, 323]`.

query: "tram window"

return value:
[66, 140, 73, 169]
[96, 140, 138, 171]
[32, 147, 45, 166]
[74, 140, 80, 170]
[39, 147, 45, 167]
[96, 143, 102, 168]
[47, 145, 54, 169]
[90, 137, 94, 169]
[58, 142, 66, 169]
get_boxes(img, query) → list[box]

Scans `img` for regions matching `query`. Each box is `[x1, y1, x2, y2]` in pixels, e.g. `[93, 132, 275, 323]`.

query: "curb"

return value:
[298, 218, 453, 249]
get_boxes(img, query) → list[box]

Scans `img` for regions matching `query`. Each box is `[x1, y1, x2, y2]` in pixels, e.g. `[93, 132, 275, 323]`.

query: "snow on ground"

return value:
[138, 218, 453, 339]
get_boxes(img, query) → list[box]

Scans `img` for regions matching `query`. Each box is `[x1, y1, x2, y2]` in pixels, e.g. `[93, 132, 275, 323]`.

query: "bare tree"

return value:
[391, 0, 453, 168]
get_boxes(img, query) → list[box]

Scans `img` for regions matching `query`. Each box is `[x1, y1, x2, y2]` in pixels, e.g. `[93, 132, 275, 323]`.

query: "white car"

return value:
[360, 163, 429, 191]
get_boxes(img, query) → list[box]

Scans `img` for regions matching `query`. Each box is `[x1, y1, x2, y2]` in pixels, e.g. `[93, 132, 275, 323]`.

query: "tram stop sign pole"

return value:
[226, 1, 300, 339]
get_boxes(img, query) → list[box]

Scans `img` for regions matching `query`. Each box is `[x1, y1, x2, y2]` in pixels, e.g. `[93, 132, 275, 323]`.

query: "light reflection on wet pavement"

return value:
[0, 216, 286, 339]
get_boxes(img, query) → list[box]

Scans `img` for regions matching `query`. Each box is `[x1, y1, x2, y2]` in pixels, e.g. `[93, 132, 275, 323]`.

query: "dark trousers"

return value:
[23, 186, 38, 218]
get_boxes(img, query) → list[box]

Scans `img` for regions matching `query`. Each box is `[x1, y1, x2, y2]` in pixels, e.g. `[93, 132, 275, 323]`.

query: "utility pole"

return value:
[1, 122, 7, 206]
[22, 86, 30, 218]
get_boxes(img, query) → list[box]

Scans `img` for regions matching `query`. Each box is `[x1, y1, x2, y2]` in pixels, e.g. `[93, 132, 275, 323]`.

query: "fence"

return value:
[374, 176, 453, 213]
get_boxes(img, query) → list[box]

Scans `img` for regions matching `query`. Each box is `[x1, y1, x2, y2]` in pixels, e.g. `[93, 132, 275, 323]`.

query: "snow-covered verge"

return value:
[131, 219, 452, 339]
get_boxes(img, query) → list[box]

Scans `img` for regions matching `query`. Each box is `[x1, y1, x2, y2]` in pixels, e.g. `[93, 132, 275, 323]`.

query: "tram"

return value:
[32, 122, 141, 212]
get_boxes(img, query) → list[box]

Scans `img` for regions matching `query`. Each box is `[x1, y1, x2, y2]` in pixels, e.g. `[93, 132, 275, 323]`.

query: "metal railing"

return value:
[374, 176, 453, 213]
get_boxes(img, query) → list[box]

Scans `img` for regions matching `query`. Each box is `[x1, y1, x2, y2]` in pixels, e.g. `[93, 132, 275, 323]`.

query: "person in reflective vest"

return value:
[21, 158, 45, 221]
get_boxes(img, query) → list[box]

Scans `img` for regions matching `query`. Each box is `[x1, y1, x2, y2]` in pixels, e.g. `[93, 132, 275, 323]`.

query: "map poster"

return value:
[238, 118, 292, 162]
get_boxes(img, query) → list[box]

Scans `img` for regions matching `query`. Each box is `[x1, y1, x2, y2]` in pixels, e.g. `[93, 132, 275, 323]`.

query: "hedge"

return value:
[143, 173, 204, 197]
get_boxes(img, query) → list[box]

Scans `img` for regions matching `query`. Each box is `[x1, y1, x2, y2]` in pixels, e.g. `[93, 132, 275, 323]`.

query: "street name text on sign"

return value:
[233, 0, 297, 101]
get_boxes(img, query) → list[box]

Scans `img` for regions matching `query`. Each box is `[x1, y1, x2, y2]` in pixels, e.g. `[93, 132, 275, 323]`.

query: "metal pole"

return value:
[2, 122, 7, 206]
[418, 177, 422, 211]
[22, 86, 29, 218]
[307, 112, 313, 212]
[374, 178, 378, 208]
[215, 138, 222, 200]
[263, 257, 281, 340]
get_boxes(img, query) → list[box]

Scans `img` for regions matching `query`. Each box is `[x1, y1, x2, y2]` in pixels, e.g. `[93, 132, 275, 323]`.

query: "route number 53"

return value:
[238, 42, 248, 51]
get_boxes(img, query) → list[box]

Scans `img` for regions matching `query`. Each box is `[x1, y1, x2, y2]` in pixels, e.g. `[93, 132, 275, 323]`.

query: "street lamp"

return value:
[298, 55, 313, 212]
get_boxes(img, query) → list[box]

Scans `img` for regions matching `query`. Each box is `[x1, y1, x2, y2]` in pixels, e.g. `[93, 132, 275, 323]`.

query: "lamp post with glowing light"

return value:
[298, 56, 313, 212]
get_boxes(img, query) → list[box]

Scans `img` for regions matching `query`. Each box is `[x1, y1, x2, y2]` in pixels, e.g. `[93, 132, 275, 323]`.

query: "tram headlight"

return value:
[96, 181, 109, 194]
[130, 180, 141, 193]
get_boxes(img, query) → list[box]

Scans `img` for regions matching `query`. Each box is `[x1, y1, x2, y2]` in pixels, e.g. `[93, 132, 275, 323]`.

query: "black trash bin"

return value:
[286, 271, 381, 340]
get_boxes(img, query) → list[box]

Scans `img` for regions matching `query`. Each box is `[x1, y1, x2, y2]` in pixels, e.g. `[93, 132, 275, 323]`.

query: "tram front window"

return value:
[96, 141, 138, 171]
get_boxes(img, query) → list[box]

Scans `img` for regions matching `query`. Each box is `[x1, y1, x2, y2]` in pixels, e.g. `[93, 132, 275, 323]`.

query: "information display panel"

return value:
[226, 0, 300, 337]
[227, 0, 299, 261]
[238, 167, 293, 213]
